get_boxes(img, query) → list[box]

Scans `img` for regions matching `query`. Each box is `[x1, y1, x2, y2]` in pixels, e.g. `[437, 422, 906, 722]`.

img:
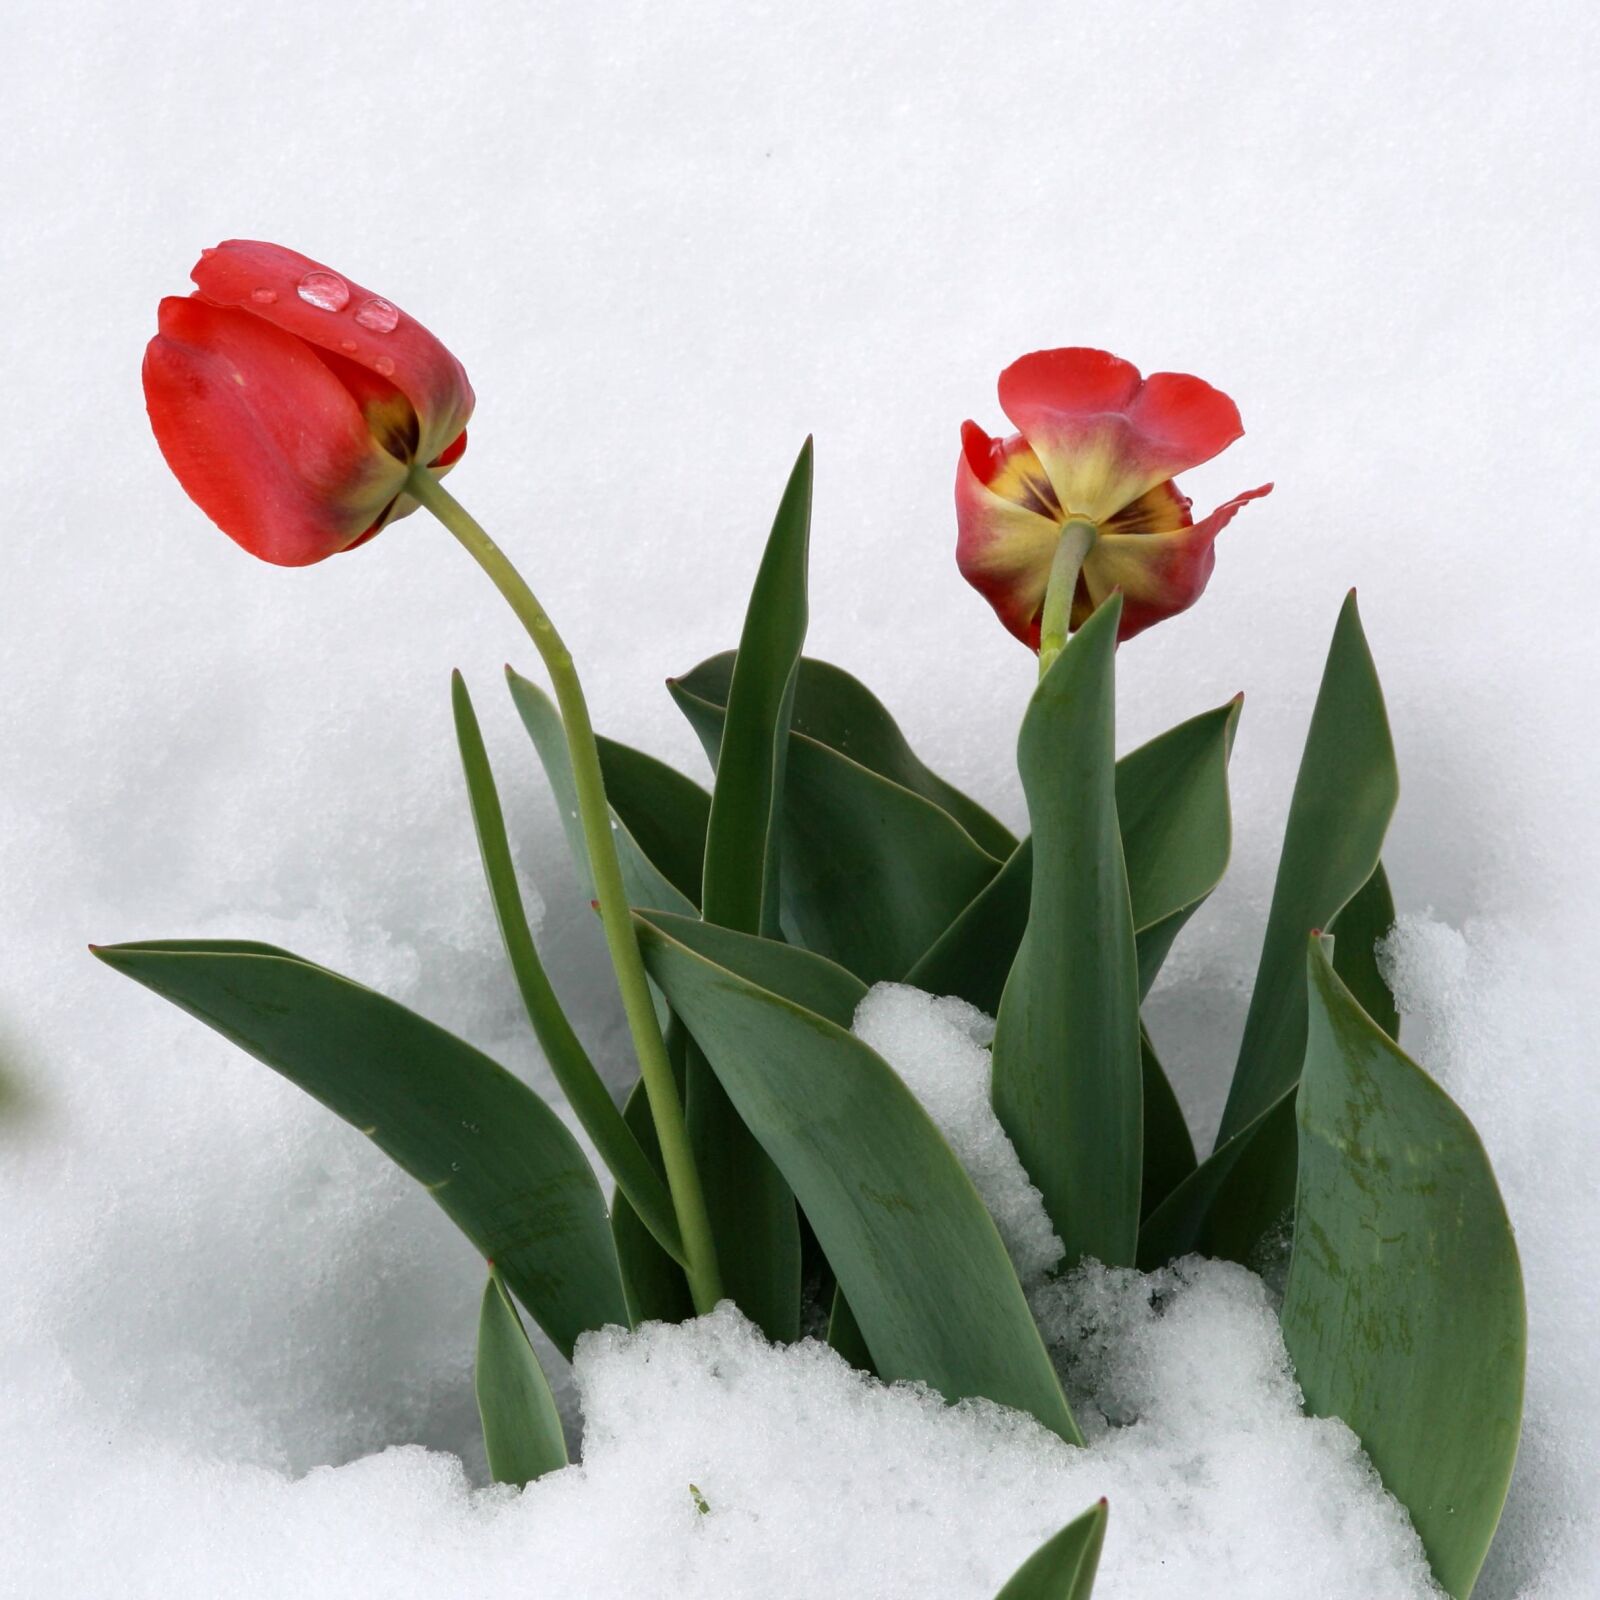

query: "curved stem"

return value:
[408, 468, 723, 1314]
[1036, 518, 1098, 678]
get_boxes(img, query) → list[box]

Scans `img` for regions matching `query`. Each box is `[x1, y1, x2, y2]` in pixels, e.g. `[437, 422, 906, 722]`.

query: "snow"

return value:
[852, 981, 1064, 1285]
[4, 0, 1599, 1594]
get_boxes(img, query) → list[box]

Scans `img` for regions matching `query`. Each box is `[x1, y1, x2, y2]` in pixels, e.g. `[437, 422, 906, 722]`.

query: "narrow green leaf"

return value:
[688, 440, 814, 1343]
[92, 942, 629, 1358]
[908, 696, 1242, 1009]
[1216, 591, 1398, 1145]
[475, 1269, 569, 1486]
[826, 1285, 875, 1374]
[611, 1077, 695, 1325]
[452, 671, 685, 1266]
[1329, 860, 1400, 1041]
[994, 1500, 1109, 1600]
[674, 652, 1017, 860]
[1282, 940, 1524, 1599]
[992, 598, 1143, 1268]
[671, 677, 1002, 985]
[595, 735, 711, 910]
[634, 915, 1082, 1445]
[1139, 1026, 1197, 1220]
[507, 669, 695, 918]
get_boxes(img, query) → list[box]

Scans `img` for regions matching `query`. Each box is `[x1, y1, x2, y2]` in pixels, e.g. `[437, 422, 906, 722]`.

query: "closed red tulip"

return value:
[143, 241, 474, 566]
[956, 348, 1270, 647]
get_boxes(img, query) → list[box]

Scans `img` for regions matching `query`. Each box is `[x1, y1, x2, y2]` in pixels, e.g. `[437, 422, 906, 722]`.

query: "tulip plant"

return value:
[100, 241, 1526, 1600]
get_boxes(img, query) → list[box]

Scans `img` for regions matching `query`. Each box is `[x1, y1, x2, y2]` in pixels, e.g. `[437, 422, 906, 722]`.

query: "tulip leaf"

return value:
[673, 651, 1016, 860]
[595, 735, 711, 911]
[91, 941, 628, 1358]
[1329, 860, 1400, 1041]
[907, 695, 1243, 1010]
[1282, 939, 1524, 1599]
[452, 671, 686, 1266]
[687, 439, 814, 1343]
[1215, 591, 1398, 1146]
[611, 1073, 695, 1327]
[475, 1269, 569, 1487]
[670, 679, 1003, 985]
[992, 598, 1143, 1269]
[994, 1500, 1109, 1600]
[507, 669, 695, 918]
[634, 914, 1082, 1446]
[1139, 1026, 1197, 1220]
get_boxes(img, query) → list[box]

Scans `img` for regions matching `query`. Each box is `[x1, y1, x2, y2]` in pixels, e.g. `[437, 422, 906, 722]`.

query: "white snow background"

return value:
[2, 0, 1597, 1595]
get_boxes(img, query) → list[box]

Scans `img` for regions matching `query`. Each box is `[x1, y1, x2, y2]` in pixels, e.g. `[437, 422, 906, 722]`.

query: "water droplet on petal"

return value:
[250, 287, 278, 305]
[200, 247, 218, 259]
[339, 338, 358, 353]
[374, 355, 396, 377]
[297, 270, 350, 312]
[354, 296, 400, 333]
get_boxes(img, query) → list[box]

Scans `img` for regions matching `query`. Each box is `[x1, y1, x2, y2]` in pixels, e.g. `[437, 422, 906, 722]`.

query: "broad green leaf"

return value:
[1216, 591, 1398, 1146]
[1139, 1026, 1197, 1220]
[992, 599, 1143, 1268]
[1282, 940, 1524, 1599]
[634, 915, 1082, 1445]
[475, 1269, 568, 1486]
[1136, 1090, 1296, 1271]
[907, 696, 1243, 1009]
[1329, 860, 1400, 1041]
[689, 439, 813, 1343]
[596, 735, 711, 910]
[508, 669, 695, 918]
[674, 651, 1016, 860]
[994, 1500, 1108, 1600]
[92, 942, 628, 1358]
[453, 671, 685, 1266]
[671, 679, 1002, 985]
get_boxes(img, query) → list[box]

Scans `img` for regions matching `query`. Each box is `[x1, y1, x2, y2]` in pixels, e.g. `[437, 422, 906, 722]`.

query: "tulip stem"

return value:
[407, 468, 724, 1317]
[1036, 519, 1098, 678]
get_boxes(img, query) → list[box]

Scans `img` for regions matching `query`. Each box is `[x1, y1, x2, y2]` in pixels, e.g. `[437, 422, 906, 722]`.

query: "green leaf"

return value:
[452, 671, 685, 1266]
[992, 599, 1143, 1268]
[994, 1500, 1108, 1600]
[673, 652, 1016, 860]
[688, 439, 814, 1343]
[634, 915, 1082, 1445]
[907, 695, 1242, 1010]
[475, 1269, 569, 1486]
[1139, 1026, 1197, 1220]
[1282, 939, 1524, 1599]
[826, 1285, 875, 1374]
[1329, 861, 1400, 1041]
[595, 735, 711, 911]
[611, 1077, 695, 1326]
[507, 669, 695, 918]
[92, 942, 628, 1359]
[670, 678, 1002, 985]
[1216, 591, 1398, 1146]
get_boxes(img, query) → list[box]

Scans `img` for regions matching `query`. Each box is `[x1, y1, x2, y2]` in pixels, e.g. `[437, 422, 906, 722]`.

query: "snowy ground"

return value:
[3, 1, 1598, 1594]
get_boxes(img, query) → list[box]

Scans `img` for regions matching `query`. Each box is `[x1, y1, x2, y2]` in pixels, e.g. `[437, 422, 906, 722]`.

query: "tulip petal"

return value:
[143, 296, 406, 565]
[190, 240, 475, 468]
[955, 435, 1067, 644]
[999, 349, 1244, 524]
[1083, 483, 1273, 641]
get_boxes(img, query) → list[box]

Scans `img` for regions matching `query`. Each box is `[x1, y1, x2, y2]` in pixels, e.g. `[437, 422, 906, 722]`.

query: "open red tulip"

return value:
[955, 348, 1271, 647]
[143, 241, 475, 566]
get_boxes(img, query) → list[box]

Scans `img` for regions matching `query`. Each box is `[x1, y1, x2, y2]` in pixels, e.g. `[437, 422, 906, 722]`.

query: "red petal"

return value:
[143, 296, 406, 565]
[189, 240, 475, 469]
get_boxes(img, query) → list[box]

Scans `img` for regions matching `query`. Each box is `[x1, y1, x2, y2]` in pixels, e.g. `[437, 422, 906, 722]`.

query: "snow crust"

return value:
[4, 0, 1599, 1593]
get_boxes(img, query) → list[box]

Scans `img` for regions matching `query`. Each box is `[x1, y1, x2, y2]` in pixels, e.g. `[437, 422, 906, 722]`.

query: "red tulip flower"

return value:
[956, 348, 1271, 650]
[143, 241, 474, 566]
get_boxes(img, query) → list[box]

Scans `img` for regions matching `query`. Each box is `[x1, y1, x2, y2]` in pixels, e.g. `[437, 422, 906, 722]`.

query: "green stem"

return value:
[408, 468, 723, 1315]
[1036, 518, 1098, 678]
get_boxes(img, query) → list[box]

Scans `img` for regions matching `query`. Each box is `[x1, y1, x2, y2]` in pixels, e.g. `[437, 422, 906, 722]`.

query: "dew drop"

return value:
[250, 287, 278, 305]
[296, 270, 350, 312]
[373, 355, 396, 377]
[354, 296, 400, 333]
[339, 338, 359, 353]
